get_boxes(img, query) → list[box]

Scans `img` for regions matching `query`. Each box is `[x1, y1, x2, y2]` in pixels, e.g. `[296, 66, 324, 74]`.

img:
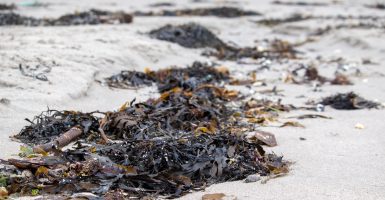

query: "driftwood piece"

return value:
[33, 126, 83, 153]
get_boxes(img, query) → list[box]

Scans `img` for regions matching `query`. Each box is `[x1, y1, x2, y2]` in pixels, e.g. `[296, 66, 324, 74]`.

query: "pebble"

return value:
[244, 174, 261, 183]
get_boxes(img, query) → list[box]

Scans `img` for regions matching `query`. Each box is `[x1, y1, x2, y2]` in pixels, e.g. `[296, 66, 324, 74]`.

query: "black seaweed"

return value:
[0, 9, 132, 26]
[320, 92, 381, 110]
[135, 6, 260, 18]
[150, 23, 297, 60]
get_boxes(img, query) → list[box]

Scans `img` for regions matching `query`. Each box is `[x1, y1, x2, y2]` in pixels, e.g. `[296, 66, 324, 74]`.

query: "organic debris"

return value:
[320, 92, 381, 110]
[14, 110, 100, 145]
[150, 23, 227, 49]
[104, 62, 230, 92]
[0, 98, 10, 106]
[285, 65, 352, 85]
[149, 2, 175, 7]
[202, 193, 236, 200]
[280, 121, 305, 128]
[255, 13, 312, 26]
[135, 6, 260, 18]
[150, 23, 298, 60]
[272, 1, 327, 6]
[0, 9, 132, 26]
[288, 114, 332, 120]
[1, 62, 289, 199]
[246, 131, 277, 147]
[366, 3, 385, 10]
[0, 3, 15, 10]
[256, 14, 385, 31]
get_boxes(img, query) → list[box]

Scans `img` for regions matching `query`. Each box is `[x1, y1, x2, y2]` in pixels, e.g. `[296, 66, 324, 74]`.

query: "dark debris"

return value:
[272, 1, 327, 6]
[365, 3, 385, 10]
[150, 23, 298, 60]
[0, 3, 16, 10]
[2, 62, 289, 199]
[135, 6, 260, 18]
[0, 9, 132, 26]
[320, 92, 381, 110]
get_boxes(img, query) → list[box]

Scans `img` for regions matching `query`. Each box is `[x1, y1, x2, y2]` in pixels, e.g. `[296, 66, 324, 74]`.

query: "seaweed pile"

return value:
[135, 6, 260, 18]
[105, 62, 230, 91]
[285, 65, 352, 85]
[366, 3, 385, 10]
[272, 1, 327, 6]
[0, 3, 15, 10]
[320, 92, 381, 110]
[150, 23, 298, 60]
[0, 62, 289, 199]
[0, 9, 132, 26]
[255, 14, 385, 31]
[256, 13, 313, 26]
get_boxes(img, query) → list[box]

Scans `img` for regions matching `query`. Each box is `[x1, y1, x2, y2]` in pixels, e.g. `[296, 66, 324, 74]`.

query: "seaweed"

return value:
[14, 110, 101, 145]
[105, 62, 230, 92]
[149, 23, 227, 49]
[272, 1, 327, 6]
[0, 9, 132, 26]
[365, 3, 385, 10]
[2, 62, 289, 199]
[0, 3, 15, 10]
[135, 6, 260, 18]
[255, 13, 313, 26]
[285, 65, 352, 85]
[150, 23, 298, 60]
[320, 92, 381, 110]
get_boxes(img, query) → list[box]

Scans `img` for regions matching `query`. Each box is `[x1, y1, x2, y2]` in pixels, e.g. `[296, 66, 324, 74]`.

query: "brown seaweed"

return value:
[2, 62, 288, 199]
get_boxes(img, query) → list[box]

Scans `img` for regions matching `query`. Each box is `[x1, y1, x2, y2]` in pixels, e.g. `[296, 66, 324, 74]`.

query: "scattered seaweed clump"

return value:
[0, 9, 132, 26]
[255, 13, 313, 26]
[14, 110, 100, 145]
[150, 23, 298, 60]
[320, 92, 381, 110]
[0, 3, 15, 10]
[51, 9, 132, 26]
[365, 3, 385, 10]
[0, 13, 40, 26]
[272, 1, 327, 6]
[1, 62, 289, 199]
[135, 6, 260, 18]
[105, 62, 230, 92]
[284, 65, 352, 85]
[149, 2, 175, 7]
[150, 23, 227, 49]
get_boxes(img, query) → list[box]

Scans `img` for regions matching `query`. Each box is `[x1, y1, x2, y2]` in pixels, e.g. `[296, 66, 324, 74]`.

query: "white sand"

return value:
[1, 0, 385, 199]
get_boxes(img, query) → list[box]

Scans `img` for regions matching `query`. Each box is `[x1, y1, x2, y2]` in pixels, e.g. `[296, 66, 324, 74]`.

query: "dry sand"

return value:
[1, 0, 385, 199]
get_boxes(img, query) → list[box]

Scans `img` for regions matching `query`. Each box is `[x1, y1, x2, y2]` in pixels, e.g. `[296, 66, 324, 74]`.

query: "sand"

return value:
[1, 0, 385, 199]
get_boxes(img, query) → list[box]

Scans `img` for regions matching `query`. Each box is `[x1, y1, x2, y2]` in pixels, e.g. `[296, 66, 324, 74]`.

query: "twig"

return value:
[33, 126, 83, 153]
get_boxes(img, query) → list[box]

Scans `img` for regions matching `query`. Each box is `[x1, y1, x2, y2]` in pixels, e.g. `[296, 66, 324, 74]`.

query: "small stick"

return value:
[33, 126, 83, 153]
[98, 128, 111, 143]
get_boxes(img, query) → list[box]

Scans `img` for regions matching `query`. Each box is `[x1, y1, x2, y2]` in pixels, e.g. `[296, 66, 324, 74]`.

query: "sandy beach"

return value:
[1, 0, 385, 199]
